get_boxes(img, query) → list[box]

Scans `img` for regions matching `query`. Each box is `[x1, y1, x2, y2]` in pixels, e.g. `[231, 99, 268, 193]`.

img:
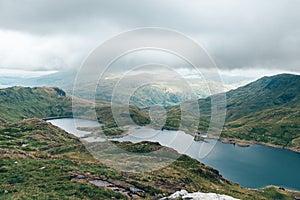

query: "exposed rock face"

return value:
[161, 190, 240, 200]
[53, 87, 66, 96]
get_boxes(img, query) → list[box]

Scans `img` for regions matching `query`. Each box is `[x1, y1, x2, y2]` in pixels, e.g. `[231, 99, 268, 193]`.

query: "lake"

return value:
[47, 118, 300, 191]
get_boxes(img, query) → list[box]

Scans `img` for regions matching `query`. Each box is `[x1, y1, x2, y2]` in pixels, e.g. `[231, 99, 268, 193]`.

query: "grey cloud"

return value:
[0, 0, 299, 72]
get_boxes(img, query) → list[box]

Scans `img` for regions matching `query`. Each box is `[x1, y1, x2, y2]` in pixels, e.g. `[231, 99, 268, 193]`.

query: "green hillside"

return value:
[222, 74, 300, 151]
[0, 118, 296, 199]
[157, 74, 300, 151]
[0, 86, 150, 137]
[0, 87, 72, 122]
[223, 107, 300, 150]
[225, 74, 300, 121]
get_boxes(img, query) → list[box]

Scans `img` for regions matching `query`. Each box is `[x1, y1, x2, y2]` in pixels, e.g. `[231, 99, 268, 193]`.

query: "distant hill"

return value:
[0, 70, 242, 107]
[0, 86, 72, 122]
[0, 86, 150, 136]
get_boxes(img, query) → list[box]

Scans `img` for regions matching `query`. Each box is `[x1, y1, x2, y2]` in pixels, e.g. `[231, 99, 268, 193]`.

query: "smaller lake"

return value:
[47, 118, 300, 191]
[48, 118, 102, 137]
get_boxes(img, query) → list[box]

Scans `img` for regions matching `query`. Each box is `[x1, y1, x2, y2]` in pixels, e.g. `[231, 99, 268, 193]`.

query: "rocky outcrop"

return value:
[161, 190, 240, 200]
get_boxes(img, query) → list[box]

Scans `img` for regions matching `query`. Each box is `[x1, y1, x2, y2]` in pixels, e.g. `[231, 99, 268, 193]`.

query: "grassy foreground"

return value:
[1, 118, 299, 199]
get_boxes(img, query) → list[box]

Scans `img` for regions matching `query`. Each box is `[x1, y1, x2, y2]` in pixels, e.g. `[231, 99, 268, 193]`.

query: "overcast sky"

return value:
[0, 0, 299, 77]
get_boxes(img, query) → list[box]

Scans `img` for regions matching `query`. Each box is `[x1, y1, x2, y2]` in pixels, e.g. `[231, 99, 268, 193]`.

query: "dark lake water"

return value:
[47, 118, 300, 191]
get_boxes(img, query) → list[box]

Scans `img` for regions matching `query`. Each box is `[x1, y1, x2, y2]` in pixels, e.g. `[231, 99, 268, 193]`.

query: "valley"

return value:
[0, 73, 300, 199]
[1, 2, 299, 199]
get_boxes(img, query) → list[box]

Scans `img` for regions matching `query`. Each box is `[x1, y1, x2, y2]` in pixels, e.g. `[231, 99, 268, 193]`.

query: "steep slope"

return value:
[159, 74, 300, 151]
[223, 107, 300, 150]
[221, 74, 300, 151]
[0, 86, 150, 135]
[0, 118, 296, 199]
[0, 86, 72, 122]
[225, 74, 300, 121]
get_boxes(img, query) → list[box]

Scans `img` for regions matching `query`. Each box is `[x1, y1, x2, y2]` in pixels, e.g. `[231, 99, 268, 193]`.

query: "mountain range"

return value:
[0, 73, 299, 152]
[0, 70, 251, 107]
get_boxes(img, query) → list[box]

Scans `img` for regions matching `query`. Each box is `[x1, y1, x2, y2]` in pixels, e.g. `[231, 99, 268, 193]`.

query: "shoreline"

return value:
[43, 116, 74, 120]
[44, 117, 300, 154]
[219, 137, 300, 154]
[45, 118, 300, 194]
[264, 185, 300, 193]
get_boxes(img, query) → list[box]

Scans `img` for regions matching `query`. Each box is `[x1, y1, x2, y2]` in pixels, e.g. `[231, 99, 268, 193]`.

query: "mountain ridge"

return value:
[225, 73, 300, 121]
[0, 73, 299, 152]
[157, 73, 300, 152]
[218, 73, 300, 151]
